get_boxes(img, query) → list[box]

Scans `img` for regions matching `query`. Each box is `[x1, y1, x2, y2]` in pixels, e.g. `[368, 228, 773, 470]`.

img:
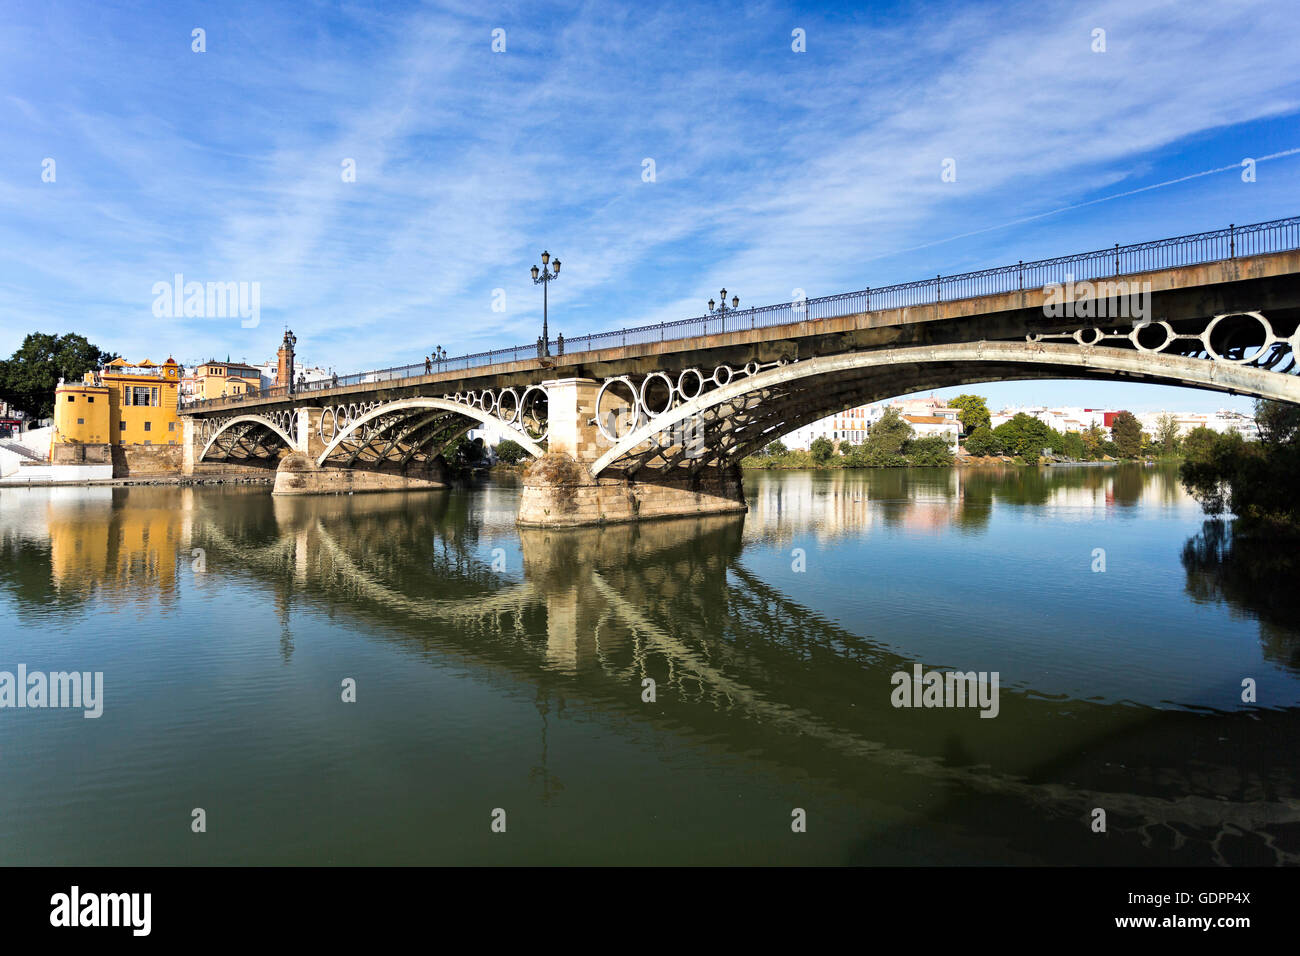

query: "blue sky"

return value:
[3, 0, 1299, 413]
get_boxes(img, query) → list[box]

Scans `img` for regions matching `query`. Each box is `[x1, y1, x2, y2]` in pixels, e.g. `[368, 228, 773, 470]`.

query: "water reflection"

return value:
[744, 462, 1185, 544]
[1, 466, 1298, 865]
[1183, 520, 1300, 673]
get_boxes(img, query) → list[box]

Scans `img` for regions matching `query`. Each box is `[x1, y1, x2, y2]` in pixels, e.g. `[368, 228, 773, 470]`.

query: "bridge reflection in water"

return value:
[4, 470, 1299, 865]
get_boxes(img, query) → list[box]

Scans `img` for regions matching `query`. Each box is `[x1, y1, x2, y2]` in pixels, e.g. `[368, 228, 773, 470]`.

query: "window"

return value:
[168, 422, 175, 432]
[76, 418, 84, 425]
[144, 422, 151, 431]
[120, 421, 126, 432]
[143, 440, 151, 445]
[67, 395, 75, 402]
[87, 396, 94, 403]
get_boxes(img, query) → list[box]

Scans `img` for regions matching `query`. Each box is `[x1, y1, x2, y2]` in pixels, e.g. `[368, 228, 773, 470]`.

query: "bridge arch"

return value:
[590, 340, 1300, 475]
[199, 414, 297, 463]
[316, 397, 546, 468]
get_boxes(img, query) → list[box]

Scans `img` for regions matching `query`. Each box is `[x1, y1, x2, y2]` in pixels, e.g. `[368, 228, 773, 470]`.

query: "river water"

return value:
[1, 464, 1298, 865]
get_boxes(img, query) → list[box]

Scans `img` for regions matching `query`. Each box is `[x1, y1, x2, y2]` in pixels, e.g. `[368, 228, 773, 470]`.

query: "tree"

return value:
[1180, 400, 1300, 532]
[766, 439, 789, 457]
[992, 413, 1053, 459]
[494, 438, 529, 464]
[1110, 410, 1142, 458]
[905, 434, 955, 466]
[1080, 424, 1108, 460]
[865, 407, 913, 456]
[949, 394, 991, 434]
[809, 436, 834, 464]
[964, 426, 1001, 457]
[1059, 431, 1086, 461]
[0, 332, 117, 419]
[1181, 425, 1218, 462]
[1154, 413, 1181, 455]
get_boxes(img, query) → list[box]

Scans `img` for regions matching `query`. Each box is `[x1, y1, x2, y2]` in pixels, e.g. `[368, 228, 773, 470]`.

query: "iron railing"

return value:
[181, 215, 1300, 410]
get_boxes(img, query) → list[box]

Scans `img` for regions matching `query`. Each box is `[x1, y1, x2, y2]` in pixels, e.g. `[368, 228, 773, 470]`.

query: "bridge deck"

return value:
[182, 246, 1300, 416]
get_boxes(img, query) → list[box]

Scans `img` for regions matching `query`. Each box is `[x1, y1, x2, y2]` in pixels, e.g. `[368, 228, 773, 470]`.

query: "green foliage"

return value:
[1058, 431, 1086, 461]
[963, 425, 1001, 457]
[1180, 400, 1300, 532]
[949, 394, 991, 433]
[1153, 413, 1181, 455]
[1110, 410, 1142, 458]
[0, 332, 117, 419]
[992, 413, 1054, 460]
[1181, 425, 1217, 461]
[866, 406, 913, 457]
[766, 439, 788, 456]
[809, 436, 835, 463]
[1080, 424, 1108, 460]
[493, 438, 529, 465]
[904, 434, 955, 466]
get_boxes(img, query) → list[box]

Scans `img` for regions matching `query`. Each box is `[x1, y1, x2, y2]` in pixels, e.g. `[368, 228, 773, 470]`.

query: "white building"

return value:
[254, 360, 332, 391]
[781, 396, 960, 451]
[1135, 409, 1259, 441]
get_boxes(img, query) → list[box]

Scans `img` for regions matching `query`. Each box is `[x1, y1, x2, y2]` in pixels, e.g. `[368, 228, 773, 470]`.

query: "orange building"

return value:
[191, 360, 262, 400]
[53, 357, 182, 447]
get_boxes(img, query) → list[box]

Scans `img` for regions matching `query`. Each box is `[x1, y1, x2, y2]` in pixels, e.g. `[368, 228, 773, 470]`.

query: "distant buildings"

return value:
[987, 405, 1259, 441]
[179, 332, 332, 402]
[187, 360, 264, 400]
[778, 395, 1261, 452]
[783, 396, 961, 451]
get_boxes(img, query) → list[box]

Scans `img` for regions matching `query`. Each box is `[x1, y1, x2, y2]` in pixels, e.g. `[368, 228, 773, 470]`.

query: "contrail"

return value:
[875, 147, 1300, 260]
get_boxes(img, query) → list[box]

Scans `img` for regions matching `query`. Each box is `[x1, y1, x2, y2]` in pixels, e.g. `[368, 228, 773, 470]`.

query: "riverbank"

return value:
[0, 473, 275, 489]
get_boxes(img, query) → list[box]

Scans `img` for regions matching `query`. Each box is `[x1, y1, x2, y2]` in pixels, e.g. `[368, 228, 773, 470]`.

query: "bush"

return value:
[810, 436, 835, 463]
[494, 438, 529, 465]
[904, 435, 955, 466]
[964, 426, 1000, 457]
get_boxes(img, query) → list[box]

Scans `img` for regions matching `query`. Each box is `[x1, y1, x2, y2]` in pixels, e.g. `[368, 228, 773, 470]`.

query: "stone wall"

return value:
[272, 452, 448, 496]
[51, 443, 111, 465]
[116, 443, 185, 477]
[517, 453, 747, 527]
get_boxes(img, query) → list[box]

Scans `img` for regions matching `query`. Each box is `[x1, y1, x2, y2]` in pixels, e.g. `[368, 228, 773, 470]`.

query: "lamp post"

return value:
[531, 250, 561, 357]
[433, 345, 446, 372]
[708, 288, 740, 323]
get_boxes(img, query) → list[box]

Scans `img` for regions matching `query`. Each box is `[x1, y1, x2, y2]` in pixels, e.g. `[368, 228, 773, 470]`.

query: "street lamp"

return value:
[708, 288, 740, 321]
[531, 250, 561, 357]
[433, 345, 446, 372]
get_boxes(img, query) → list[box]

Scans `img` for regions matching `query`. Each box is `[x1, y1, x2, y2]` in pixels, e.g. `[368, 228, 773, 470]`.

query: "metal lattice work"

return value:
[590, 310, 1300, 477]
[591, 360, 792, 477]
[315, 395, 547, 469]
[1028, 310, 1300, 374]
[199, 416, 293, 464]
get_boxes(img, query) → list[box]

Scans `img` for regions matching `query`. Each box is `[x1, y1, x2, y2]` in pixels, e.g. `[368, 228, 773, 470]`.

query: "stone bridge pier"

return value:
[273, 405, 449, 496]
[517, 378, 747, 528]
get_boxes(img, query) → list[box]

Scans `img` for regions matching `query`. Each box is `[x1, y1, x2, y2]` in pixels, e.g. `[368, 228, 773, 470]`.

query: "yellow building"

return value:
[54, 357, 182, 447]
[192, 360, 262, 400]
